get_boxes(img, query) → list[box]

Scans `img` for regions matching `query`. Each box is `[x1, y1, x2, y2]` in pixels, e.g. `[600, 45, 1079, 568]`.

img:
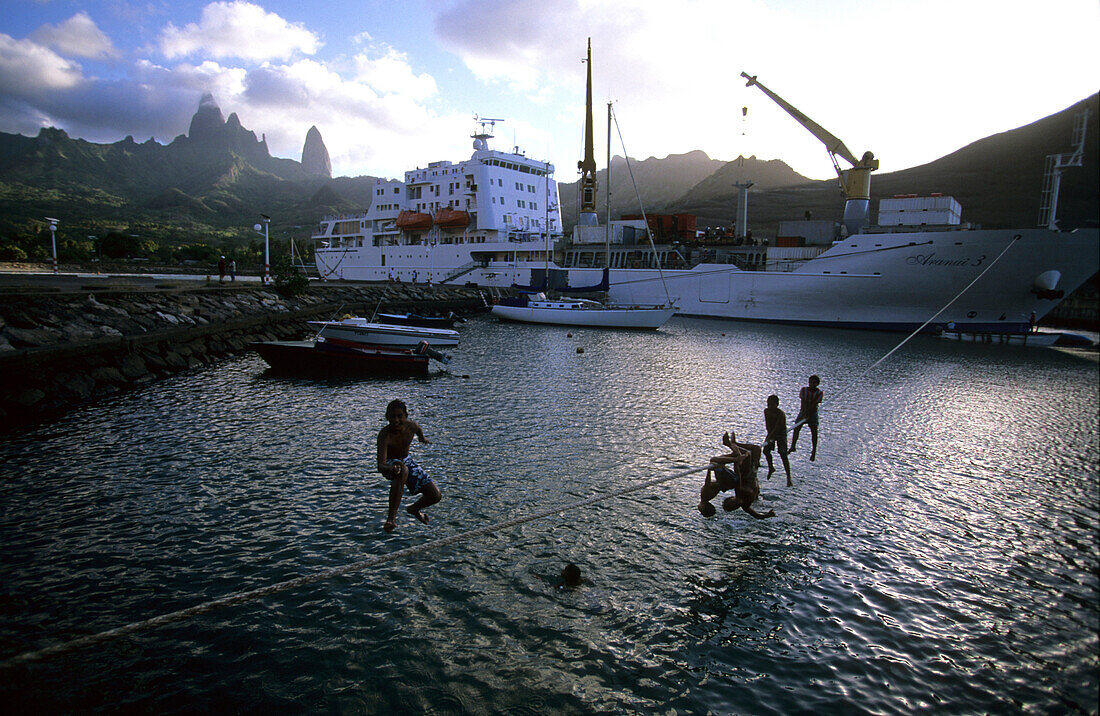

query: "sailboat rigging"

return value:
[490, 38, 676, 329]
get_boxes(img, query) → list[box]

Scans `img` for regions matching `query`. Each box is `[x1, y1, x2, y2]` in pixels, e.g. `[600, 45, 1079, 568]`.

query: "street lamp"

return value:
[45, 217, 59, 274]
[253, 214, 270, 284]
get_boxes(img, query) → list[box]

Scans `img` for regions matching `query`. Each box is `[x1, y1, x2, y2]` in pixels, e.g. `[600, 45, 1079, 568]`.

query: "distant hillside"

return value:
[0, 96, 377, 246]
[672, 93, 1099, 233]
[1, 92, 1094, 253]
[558, 150, 729, 226]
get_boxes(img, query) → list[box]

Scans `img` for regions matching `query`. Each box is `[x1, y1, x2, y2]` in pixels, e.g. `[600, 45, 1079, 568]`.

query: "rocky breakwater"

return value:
[0, 282, 486, 429]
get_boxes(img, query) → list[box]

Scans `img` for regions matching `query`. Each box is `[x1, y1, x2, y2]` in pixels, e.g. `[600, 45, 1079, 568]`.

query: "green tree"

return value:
[59, 239, 95, 261]
[0, 243, 28, 261]
[100, 231, 143, 259]
[272, 254, 309, 297]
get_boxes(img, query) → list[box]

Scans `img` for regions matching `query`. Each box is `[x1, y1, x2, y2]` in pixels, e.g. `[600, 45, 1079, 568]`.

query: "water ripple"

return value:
[1, 317, 1096, 713]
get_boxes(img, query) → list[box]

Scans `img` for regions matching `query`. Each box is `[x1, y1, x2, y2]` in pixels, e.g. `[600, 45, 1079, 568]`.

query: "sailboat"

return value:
[491, 39, 676, 330]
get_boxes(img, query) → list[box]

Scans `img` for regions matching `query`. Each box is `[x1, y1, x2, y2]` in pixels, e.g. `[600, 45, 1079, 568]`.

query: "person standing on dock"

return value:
[376, 399, 440, 532]
[790, 375, 823, 461]
[218, 256, 227, 283]
[229, 259, 236, 282]
[763, 395, 793, 486]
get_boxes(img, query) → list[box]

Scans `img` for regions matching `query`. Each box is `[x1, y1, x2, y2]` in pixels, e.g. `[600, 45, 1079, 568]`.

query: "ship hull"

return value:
[317, 227, 1098, 334]
[577, 227, 1099, 333]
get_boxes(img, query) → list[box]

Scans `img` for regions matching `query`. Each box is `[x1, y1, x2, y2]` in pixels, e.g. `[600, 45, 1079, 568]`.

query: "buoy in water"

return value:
[576, 347, 584, 354]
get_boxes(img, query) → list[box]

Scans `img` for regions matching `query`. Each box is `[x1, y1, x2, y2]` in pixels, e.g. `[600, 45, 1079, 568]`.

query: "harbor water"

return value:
[1, 316, 1097, 713]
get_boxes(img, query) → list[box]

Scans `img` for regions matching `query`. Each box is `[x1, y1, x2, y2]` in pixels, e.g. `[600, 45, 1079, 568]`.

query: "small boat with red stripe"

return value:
[252, 336, 450, 377]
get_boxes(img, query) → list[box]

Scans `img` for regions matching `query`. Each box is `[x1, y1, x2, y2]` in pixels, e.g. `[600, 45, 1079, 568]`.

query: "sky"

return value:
[1, 0, 1097, 185]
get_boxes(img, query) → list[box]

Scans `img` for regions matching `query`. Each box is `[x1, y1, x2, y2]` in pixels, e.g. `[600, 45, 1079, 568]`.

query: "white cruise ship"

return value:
[314, 66, 1098, 335]
[313, 119, 563, 287]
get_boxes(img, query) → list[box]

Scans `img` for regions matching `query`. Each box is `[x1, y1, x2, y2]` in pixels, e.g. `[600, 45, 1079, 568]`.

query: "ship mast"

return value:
[577, 38, 598, 227]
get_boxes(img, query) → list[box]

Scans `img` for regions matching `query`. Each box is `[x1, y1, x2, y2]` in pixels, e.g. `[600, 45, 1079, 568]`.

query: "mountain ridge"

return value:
[0, 93, 1095, 255]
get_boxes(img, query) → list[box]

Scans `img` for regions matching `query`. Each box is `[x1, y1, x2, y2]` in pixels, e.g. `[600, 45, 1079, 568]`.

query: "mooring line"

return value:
[2, 463, 709, 667]
[784, 233, 1022, 434]
[5, 237, 1025, 667]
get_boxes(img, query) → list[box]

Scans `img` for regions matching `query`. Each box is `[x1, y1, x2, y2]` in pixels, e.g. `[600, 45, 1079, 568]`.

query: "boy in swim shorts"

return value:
[790, 374, 823, 461]
[377, 399, 440, 532]
[763, 395, 793, 486]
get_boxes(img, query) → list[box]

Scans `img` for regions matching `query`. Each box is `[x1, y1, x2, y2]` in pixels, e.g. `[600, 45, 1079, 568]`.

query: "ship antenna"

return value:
[472, 114, 505, 151]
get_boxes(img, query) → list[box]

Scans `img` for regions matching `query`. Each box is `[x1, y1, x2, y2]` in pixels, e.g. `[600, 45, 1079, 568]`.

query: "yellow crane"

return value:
[741, 72, 879, 234]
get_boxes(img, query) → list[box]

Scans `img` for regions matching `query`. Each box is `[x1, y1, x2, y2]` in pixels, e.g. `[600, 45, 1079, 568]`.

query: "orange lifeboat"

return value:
[434, 208, 470, 229]
[396, 210, 432, 230]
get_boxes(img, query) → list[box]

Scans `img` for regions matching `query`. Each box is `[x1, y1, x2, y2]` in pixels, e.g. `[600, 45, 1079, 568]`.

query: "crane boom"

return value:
[741, 72, 880, 235]
[740, 72, 860, 168]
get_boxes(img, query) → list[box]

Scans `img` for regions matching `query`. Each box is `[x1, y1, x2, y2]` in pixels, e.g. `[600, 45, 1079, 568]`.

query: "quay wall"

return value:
[0, 282, 488, 430]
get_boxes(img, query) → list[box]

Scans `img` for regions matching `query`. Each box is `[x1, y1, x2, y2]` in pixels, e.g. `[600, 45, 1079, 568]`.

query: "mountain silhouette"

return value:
[0, 93, 1094, 250]
[0, 95, 373, 243]
[559, 94, 1098, 234]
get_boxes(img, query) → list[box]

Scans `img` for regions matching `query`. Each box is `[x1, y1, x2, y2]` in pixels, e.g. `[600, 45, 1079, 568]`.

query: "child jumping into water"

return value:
[698, 432, 775, 520]
[763, 395, 793, 486]
[790, 375, 823, 461]
[376, 399, 440, 532]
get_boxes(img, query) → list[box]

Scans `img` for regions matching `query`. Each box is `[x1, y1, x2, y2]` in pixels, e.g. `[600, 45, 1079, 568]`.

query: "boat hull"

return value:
[491, 303, 675, 329]
[317, 226, 1097, 334]
[252, 341, 430, 377]
[590, 227, 1100, 333]
[307, 320, 460, 347]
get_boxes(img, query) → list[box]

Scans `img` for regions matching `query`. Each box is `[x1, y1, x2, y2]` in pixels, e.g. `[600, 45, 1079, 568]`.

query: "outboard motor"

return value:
[415, 340, 451, 365]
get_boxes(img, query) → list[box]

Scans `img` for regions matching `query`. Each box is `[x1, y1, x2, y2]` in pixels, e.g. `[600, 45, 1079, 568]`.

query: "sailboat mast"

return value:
[606, 102, 612, 268]
[577, 38, 598, 227]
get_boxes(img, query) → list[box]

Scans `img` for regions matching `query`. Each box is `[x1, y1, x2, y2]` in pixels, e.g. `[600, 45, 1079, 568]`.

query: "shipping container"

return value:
[775, 236, 807, 247]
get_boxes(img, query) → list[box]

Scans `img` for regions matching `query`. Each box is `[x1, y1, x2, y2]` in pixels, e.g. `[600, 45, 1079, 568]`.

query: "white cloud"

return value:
[0, 34, 84, 96]
[354, 45, 437, 101]
[29, 12, 120, 61]
[159, 1, 321, 63]
[434, 0, 1100, 180]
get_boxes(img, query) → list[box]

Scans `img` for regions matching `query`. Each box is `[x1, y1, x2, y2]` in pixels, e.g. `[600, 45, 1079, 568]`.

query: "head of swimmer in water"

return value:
[562, 563, 582, 587]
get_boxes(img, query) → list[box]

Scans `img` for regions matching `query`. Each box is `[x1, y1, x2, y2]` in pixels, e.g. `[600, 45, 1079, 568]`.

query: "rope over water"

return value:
[2, 464, 709, 667]
[3, 235, 1022, 667]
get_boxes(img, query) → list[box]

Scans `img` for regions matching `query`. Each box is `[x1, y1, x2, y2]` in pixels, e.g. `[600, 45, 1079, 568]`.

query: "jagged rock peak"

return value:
[36, 127, 70, 142]
[188, 92, 225, 140]
[226, 112, 242, 130]
[301, 125, 332, 177]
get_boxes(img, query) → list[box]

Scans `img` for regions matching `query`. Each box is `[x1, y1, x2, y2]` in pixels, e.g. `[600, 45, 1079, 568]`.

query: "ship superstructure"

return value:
[313, 119, 562, 284]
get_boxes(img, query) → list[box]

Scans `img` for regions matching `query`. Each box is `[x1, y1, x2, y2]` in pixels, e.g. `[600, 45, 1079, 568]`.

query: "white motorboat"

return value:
[307, 317, 459, 348]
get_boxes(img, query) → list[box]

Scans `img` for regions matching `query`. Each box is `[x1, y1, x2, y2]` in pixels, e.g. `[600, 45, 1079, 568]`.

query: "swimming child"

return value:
[376, 399, 440, 532]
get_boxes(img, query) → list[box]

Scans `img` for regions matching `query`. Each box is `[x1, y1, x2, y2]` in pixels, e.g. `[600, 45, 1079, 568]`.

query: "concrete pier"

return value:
[0, 280, 489, 429]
